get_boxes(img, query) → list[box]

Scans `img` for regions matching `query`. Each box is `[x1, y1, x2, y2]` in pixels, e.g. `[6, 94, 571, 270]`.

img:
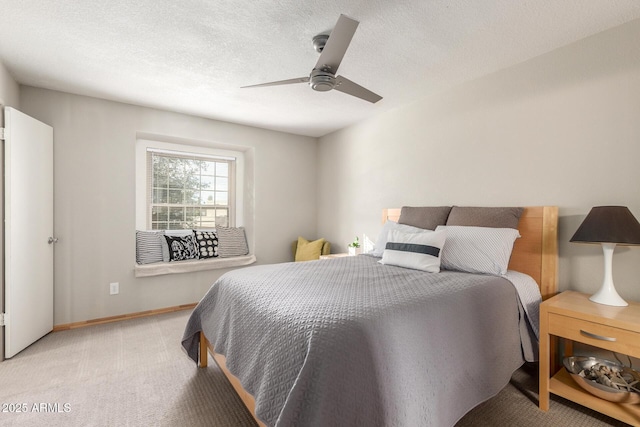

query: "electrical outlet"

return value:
[109, 282, 119, 295]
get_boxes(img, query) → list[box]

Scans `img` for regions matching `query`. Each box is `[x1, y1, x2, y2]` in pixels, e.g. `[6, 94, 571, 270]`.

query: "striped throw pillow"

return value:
[379, 229, 446, 272]
[216, 226, 249, 258]
[435, 226, 520, 275]
[136, 231, 165, 264]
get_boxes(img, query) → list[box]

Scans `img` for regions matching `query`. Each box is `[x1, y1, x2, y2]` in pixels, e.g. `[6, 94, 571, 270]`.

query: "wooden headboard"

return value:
[382, 206, 559, 300]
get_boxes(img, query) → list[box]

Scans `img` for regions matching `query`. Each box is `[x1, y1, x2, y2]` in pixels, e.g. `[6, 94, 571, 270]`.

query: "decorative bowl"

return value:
[563, 356, 640, 404]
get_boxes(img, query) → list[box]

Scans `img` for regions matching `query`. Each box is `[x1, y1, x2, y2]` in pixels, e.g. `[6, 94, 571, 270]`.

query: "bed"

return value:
[182, 206, 558, 427]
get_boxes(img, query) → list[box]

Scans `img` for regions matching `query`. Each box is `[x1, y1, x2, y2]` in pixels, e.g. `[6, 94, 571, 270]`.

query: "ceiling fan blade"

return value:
[314, 14, 358, 73]
[334, 75, 382, 103]
[241, 77, 309, 88]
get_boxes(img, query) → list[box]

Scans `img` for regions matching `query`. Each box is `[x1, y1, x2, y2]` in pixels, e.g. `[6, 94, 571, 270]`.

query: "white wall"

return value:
[318, 19, 640, 301]
[19, 87, 317, 324]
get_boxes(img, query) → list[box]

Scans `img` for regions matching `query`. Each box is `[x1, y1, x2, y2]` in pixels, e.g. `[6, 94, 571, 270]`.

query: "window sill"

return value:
[134, 254, 256, 278]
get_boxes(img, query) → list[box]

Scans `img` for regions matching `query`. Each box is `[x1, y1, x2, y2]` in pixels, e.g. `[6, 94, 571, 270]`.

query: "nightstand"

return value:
[319, 253, 350, 260]
[539, 291, 640, 425]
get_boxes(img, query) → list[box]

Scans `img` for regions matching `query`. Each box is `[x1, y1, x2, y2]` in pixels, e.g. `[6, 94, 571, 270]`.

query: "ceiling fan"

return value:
[242, 14, 382, 103]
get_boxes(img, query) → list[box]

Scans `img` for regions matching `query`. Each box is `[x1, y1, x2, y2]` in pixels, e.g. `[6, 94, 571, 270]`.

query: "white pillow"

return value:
[435, 225, 520, 275]
[379, 229, 447, 272]
[369, 221, 426, 257]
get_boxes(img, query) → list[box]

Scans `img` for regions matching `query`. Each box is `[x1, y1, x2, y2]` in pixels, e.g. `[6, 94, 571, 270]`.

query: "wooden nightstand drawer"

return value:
[548, 312, 640, 358]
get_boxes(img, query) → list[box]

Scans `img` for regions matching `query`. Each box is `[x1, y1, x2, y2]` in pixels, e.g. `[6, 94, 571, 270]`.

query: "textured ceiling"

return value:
[1, 1, 640, 137]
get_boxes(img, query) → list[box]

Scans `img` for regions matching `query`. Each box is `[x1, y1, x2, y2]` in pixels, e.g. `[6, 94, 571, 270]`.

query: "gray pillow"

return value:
[446, 206, 524, 229]
[216, 226, 249, 257]
[436, 225, 520, 275]
[398, 206, 452, 230]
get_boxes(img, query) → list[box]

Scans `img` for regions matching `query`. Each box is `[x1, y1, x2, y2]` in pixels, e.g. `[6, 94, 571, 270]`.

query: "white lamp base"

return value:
[589, 243, 628, 307]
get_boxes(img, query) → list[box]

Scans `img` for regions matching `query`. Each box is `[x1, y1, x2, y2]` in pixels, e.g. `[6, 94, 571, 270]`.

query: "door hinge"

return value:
[0, 313, 4, 326]
[0, 127, 5, 140]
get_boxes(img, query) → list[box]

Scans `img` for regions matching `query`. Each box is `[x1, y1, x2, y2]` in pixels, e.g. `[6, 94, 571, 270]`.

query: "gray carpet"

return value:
[0, 310, 628, 426]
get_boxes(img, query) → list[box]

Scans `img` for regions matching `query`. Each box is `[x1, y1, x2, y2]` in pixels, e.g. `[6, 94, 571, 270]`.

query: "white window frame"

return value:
[135, 138, 244, 231]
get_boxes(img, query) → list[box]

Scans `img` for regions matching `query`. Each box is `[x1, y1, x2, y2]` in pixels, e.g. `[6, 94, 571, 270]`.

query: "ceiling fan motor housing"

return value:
[312, 34, 329, 53]
[309, 69, 336, 92]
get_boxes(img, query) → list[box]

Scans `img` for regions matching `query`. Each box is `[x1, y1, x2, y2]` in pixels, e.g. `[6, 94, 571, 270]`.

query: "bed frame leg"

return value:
[199, 331, 208, 368]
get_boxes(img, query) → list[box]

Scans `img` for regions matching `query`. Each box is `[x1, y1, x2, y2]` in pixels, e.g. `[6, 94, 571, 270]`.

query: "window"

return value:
[136, 138, 244, 232]
[147, 149, 234, 230]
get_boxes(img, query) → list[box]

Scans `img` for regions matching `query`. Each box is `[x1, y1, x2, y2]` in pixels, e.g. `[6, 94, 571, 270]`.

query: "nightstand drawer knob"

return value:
[580, 329, 617, 342]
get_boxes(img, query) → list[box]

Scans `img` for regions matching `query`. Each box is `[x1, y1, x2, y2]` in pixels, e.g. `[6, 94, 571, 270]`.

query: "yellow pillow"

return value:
[295, 237, 326, 262]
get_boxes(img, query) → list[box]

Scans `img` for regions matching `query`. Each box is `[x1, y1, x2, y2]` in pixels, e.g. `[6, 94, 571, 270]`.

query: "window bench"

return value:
[134, 254, 256, 278]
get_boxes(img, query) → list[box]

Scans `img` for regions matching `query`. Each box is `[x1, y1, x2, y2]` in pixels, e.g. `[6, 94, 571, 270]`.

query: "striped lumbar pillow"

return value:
[435, 225, 520, 275]
[216, 226, 249, 257]
[379, 229, 447, 272]
[136, 230, 165, 264]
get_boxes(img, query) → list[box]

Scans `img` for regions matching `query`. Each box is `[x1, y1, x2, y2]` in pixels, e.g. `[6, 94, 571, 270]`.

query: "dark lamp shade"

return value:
[570, 206, 640, 245]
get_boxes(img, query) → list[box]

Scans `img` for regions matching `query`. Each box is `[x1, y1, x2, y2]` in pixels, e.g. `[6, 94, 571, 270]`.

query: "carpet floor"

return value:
[0, 310, 629, 426]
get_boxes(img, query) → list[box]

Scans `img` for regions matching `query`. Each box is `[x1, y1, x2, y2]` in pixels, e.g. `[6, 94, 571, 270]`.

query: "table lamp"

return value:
[570, 206, 640, 306]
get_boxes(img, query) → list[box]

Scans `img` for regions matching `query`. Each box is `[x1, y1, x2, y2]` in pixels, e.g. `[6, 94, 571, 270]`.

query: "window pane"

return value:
[153, 188, 168, 204]
[152, 206, 168, 221]
[216, 208, 229, 227]
[185, 190, 200, 205]
[169, 207, 184, 222]
[201, 207, 216, 218]
[152, 157, 168, 182]
[201, 175, 215, 189]
[215, 177, 228, 191]
[185, 207, 200, 222]
[185, 159, 199, 175]
[201, 161, 215, 176]
[152, 221, 168, 230]
[153, 172, 168, 188]
[183, 172, 201, 190]
[216, 162, 228, 176]
[168, 172, 183, 189]
[169, 189, 183, 204]
[201, 191, 216, 205]
[215, 191, 228, 205]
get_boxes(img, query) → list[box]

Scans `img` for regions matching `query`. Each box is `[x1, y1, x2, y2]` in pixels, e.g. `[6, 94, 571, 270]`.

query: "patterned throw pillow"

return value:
[194, 230, 219, 259]
[163, 234, 199, 261]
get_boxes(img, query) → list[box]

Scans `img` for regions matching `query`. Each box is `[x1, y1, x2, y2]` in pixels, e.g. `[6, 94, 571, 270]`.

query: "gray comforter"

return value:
[182, 255, 538, 427]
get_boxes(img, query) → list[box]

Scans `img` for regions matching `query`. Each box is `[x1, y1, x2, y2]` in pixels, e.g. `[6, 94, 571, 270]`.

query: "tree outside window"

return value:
[148, 150, 234, 230]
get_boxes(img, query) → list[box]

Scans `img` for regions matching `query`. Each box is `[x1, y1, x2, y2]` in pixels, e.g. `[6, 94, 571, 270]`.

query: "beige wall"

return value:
[0, 60, 19, 360]
[318, 19, 640, 301]
[19, 87, 317, 324]
[0, 61, 19, 108]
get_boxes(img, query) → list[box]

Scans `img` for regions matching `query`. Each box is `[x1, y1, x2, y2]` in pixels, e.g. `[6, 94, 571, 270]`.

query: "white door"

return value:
[4, 106, 54, 358]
